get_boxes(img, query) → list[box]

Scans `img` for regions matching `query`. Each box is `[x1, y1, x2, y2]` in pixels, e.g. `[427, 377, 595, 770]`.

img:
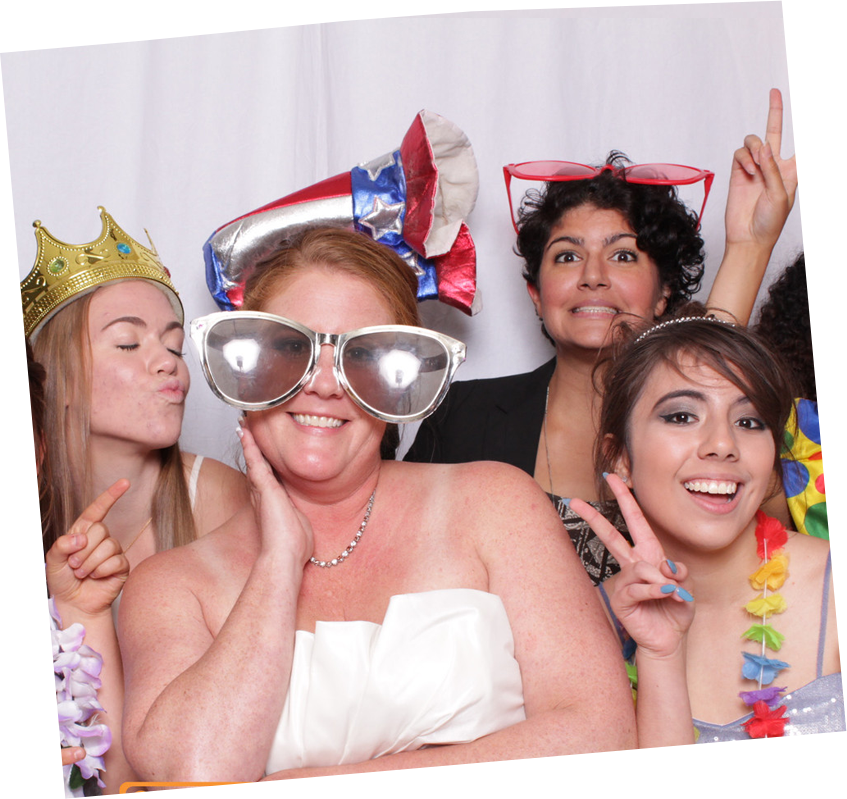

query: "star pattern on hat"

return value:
[360, 151, 397, 182]
[401, 251, 426, 277]
[358, 196, 404, 241]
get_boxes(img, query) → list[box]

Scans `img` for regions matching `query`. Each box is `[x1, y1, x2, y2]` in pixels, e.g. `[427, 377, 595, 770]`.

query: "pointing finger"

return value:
[71, 479, 130, 534]
[765, 88, 784, 158]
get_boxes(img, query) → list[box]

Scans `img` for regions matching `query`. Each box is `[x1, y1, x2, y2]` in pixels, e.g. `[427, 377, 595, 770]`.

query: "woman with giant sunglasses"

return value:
[118, 226, 636, 783]
[406, 89, 797, 585]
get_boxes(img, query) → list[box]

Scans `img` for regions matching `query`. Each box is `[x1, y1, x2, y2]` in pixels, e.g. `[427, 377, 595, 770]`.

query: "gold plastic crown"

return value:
[20, 206, 183, 339]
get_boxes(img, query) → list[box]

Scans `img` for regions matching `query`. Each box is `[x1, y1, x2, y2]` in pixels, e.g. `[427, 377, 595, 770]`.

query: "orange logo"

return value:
[120, 782, 259, 799]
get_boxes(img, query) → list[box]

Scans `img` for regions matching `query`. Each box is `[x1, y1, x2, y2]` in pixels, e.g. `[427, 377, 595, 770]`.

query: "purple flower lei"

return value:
[0, 542, 112, 799]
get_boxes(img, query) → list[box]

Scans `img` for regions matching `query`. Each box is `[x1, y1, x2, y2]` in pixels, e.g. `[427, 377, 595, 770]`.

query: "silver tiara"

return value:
[634, 314, 736, 344]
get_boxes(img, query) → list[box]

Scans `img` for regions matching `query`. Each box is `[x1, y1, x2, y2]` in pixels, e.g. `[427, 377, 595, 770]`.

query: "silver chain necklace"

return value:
[309, 489, 376, 568]
[543, 385, 570, 516]
[543, 385, 555, 495]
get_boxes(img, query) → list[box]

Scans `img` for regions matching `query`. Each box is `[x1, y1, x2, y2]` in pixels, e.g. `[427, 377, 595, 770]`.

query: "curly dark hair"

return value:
[515, 152, 705, 342]
[754, 252, 815, 401]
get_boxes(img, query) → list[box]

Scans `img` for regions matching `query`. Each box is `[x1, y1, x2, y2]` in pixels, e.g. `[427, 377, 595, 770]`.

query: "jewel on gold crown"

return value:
[20, 206, 182, 338]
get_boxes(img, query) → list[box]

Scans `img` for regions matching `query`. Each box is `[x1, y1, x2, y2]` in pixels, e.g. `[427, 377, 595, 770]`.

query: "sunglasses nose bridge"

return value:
[304, 334, 344, 395]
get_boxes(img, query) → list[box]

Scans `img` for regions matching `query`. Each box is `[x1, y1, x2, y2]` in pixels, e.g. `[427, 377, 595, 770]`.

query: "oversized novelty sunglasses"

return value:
[190, 312, 467, 423]
[503, 160, 715, 233]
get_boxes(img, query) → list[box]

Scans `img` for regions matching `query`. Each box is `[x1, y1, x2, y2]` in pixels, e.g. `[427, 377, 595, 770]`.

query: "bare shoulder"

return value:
[181, 451, 250, 535]
[784, 532, 840, 673]
[394, 458, 546, 502]
[820, 536, 847, 628]
[390, 458, 555, 531]
[122, 506, 256, 614]
[120, 526, 212, 616]
[389, 459, 565, 562]
[787, 531, 833, 577]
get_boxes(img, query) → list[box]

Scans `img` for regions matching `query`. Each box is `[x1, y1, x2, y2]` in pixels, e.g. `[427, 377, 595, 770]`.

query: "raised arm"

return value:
[119, 421, 312, 783]
[707, 88, 798, 325]
[265, 464, 636, 780]
[570, 473, 696, 748]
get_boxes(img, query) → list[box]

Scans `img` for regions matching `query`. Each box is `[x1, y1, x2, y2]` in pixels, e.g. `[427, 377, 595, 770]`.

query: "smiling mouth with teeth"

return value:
[572, 306, 620, 315]
[291, 414, 345, 429]
[684, 480, 738, 499]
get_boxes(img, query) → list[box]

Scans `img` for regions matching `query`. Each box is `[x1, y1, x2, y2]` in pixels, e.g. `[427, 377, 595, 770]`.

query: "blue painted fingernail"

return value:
[562, 498, 571, 509]
[660, 584, 676, 594]
[602, 471, 610, 480]
[667, 559, 678, 574]
[676, 586, 694, 602]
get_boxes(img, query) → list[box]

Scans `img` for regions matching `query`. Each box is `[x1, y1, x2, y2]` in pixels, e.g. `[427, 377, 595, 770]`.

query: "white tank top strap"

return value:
[188, 454, 204, 511]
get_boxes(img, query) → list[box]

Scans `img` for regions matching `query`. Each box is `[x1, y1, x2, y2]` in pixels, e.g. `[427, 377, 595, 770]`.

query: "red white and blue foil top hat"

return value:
[204, 110, 479, 314]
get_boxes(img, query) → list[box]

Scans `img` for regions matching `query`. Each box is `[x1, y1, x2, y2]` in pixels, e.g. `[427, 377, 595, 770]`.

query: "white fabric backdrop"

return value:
[2, 2, 801, 468]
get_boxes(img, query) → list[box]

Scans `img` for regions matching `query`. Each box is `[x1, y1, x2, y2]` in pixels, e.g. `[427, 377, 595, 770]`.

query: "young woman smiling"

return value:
[570, 310, 842, 745]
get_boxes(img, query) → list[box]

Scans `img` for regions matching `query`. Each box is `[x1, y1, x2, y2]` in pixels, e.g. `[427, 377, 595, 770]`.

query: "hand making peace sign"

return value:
[569, 473, 696, 659]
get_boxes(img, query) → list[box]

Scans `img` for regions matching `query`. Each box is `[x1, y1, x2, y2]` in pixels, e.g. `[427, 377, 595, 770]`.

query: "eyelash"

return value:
[552, 249, 638, 264]
[659, 412, 767, 430]
[117, 344, 184, 358]
[736, 417, 766, 431]
[660, 412, 696, 425]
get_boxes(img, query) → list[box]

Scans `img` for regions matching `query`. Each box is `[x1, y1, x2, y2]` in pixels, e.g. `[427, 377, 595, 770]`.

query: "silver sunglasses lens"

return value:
[341, 331, 449, 418]
[205, 318, 312, 405]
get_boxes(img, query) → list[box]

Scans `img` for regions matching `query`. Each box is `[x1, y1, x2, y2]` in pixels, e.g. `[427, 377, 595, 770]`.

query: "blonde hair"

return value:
[32, 286, 196, 554]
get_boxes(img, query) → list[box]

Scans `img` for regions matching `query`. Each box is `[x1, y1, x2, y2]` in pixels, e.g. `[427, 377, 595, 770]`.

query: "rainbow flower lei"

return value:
[0, 542, 112, 799]
[739, 511, 791, 738]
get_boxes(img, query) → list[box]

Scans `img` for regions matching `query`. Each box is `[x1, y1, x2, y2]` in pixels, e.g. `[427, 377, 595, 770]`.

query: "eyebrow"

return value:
[815, 300, 847, 322]
[545, 232, 637, 253]
[651, 388, 752, 412]
[102, 316, 183, 334]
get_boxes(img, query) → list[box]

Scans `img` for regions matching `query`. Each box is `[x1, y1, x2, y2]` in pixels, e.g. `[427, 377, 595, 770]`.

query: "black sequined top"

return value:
[546, 495, 632, 585]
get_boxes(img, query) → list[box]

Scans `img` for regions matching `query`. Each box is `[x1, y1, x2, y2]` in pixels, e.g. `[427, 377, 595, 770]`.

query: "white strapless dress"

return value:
[265, 588, 526, 773]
